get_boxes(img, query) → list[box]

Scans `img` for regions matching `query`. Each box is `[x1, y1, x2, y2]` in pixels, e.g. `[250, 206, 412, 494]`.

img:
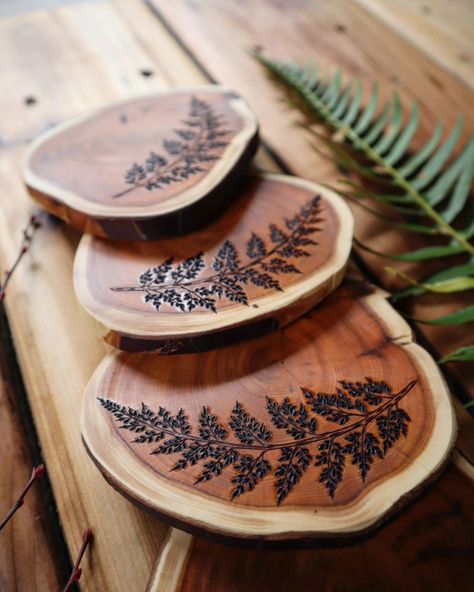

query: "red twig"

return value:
[0, 463, 46, 530]
[0, 214, 41, 302]
[62, 528, 93, 592]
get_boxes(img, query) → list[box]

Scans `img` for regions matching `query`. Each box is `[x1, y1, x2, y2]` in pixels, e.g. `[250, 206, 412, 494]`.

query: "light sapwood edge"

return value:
[22, 86, 258, 218]
[26, 133, 259, 241]
[73, 175, 354, 341]
[146, 529, 193, 592]
[101, 260, 348, 352]
[81, 283, 457, 542]
[453, 451, 474, 480]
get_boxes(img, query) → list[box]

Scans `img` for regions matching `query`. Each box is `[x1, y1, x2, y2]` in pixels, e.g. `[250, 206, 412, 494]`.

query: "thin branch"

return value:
[0, 464, 45, 531]
[62, 528, 93, 592]
[0, 214, 41, 302]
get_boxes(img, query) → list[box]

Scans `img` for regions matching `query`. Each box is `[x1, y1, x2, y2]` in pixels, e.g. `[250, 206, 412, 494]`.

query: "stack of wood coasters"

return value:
[24, 87, 456, 547]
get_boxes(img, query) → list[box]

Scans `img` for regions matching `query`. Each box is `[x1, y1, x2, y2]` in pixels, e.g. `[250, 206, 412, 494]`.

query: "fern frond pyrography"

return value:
[254, 50, 474, 364]
[110, 196, 322, 313]
[99, 378, 416, 503]
[112, 96, 230, 198]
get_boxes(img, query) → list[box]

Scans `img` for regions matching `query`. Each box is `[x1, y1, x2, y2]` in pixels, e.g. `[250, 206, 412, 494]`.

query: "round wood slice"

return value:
[82, 280, 456, 545]
[74, 173, 353, 353]
[22, 87, 259, 240]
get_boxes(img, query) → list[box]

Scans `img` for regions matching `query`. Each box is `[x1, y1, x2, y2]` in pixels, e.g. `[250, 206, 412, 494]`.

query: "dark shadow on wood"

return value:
[0, 307, 73, 587]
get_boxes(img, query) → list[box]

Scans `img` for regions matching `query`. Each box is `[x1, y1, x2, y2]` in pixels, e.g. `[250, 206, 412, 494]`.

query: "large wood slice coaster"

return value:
[82, 280, 456, 545]
[22, 87, 259, 240]
[74, 174, 353, 353]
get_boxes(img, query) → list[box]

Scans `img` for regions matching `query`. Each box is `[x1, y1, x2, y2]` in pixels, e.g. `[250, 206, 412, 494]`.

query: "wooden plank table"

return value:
[0, 1, 472, 590]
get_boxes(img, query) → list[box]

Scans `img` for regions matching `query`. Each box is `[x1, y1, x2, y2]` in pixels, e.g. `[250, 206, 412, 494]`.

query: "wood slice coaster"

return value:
[82, 280, 456, 545]
[22, 87, 259, 240]
[74, 174, 353, 353]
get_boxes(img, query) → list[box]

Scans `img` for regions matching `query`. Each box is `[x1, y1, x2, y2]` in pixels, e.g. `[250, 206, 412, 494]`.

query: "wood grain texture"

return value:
[150, 0, 474, 399]
[146, 529, 193, 592]
[355, 0, 474, 90]
[82, 280, 456, 544]
[151, 456, 474, 591]
[23, 87, 259, 240]
[74, 174, 352, 352]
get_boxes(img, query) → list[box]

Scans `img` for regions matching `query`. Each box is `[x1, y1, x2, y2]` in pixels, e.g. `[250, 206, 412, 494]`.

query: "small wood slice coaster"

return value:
[74, 173, 353, 353]
[82, 280, 456, 545]
[23, 87, 259, 240]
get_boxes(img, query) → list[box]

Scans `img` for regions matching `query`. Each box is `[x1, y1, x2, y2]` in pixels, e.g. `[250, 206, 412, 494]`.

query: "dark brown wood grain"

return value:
[23, 88, 259, 240]
[74, 174, 353, 351]
[174, 461, 473, 592]
[82, 280, 455, 545]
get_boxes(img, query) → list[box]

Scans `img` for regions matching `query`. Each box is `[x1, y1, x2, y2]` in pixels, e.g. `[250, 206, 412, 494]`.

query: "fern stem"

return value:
[363, 143, 474, 255]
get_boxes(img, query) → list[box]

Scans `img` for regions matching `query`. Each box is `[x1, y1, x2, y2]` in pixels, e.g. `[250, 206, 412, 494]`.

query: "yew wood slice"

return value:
[82, 280, 456, 545]
[74, 174, 353, 352]
[23, 87, 259, 240]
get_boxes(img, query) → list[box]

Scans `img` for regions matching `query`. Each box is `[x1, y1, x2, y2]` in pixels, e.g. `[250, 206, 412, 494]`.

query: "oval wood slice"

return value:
[74, 174, 353, 353]
[23, 87, 259, 240]
[82, 280, 456, 545]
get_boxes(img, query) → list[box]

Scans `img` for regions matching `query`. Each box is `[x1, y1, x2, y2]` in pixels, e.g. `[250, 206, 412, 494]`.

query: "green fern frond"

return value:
[253, 50, 474, 364]
[254, 51, 474, 258]
[439, 345, 474, 364]
[391, 262, 474, 299]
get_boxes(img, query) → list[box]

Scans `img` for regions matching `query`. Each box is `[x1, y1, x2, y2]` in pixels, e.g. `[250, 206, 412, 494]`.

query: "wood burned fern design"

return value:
[111, 196, 322, 312]
[98, 378, 416, 503]
[113, 97, 229, 198]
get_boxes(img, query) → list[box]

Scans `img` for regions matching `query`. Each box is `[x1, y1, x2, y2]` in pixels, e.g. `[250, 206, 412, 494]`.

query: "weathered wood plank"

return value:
[0, 0, 86, 18]
[355, 0, 474, 90]
[149, 0, 474, 399]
